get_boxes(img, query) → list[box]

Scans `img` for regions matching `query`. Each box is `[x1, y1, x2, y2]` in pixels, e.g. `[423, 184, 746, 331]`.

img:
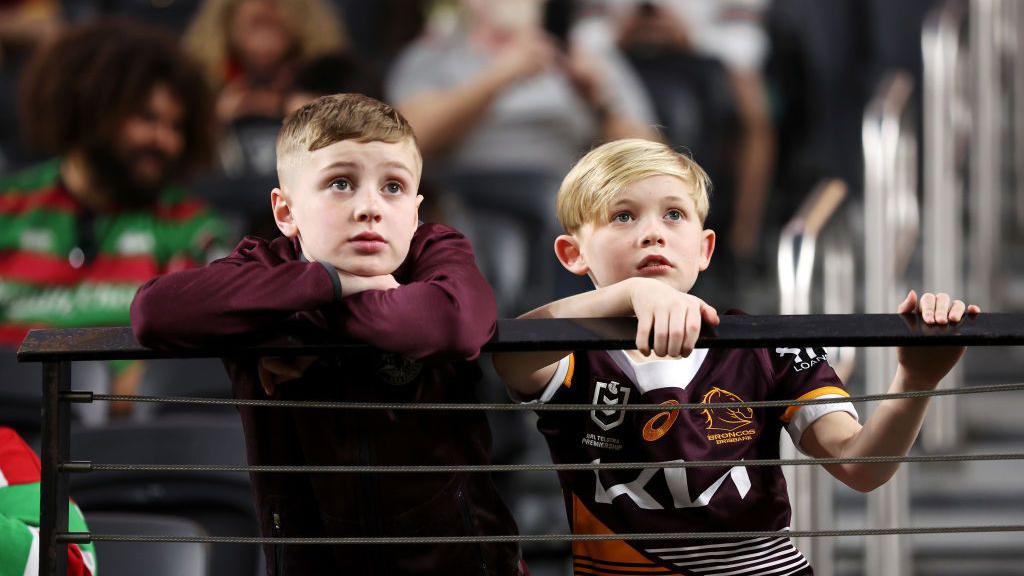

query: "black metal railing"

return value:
[17, 314, 1024, 576]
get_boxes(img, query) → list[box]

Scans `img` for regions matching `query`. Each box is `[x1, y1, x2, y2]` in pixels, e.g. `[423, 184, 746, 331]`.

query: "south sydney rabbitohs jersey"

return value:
[531, 343, 857, 576]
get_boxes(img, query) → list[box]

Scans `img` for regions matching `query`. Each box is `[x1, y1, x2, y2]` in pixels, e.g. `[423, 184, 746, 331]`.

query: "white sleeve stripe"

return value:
[785, 395, 859, 454]
[535, 355, 571, 404]
[510, 355, 572, 405]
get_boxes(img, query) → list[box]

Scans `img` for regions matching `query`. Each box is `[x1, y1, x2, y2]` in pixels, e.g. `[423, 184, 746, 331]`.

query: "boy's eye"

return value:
[613, 212, 634, 223]
[665, 209, 683, 221]
[330, 178, 352, 192]
[383, 181, 403, 194]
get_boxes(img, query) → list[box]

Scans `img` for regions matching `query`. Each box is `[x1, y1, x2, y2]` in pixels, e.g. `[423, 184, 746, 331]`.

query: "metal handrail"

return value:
[777, 178, 853, 576]
[777, 179, 855, 379]
[968, 0, 1002, 311]
[863, 70, 919, 576]
[778, 179, 848, 315]
[923, 0, 969, 454]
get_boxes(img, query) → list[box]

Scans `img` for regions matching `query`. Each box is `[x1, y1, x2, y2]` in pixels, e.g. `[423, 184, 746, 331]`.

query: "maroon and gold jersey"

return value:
[531, 344, 856, 576]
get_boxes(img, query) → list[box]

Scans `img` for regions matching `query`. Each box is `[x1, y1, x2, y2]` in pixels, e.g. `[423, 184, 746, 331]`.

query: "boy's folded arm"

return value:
[131, 239, 338, 349]
[338, 227, 497, 361]
[493, 279, 640, 397]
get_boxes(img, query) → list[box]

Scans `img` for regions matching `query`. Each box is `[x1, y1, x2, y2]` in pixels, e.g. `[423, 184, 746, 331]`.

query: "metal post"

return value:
[1013, 0, 1024, 232]
[864, 72, 915, 576]
[777, 179, 849, 576]
[969, 0, 1001, 310]
[922, 0, 967, 451]
[39, 361, 70, 576]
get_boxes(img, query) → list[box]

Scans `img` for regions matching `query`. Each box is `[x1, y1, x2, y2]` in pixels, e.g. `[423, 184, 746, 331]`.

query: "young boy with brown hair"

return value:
[494, 138, 979, 575]
[131, 94, 523, 575]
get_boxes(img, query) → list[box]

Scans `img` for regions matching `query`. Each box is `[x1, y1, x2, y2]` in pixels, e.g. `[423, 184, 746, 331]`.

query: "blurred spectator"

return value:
[0, 427, 97, 575]
[0, 0, 61, 175]
[387, 0, 657, 311]
[0, 0, 60, 60]
[283, 52, 377, 115]
[592, 0, 773, 268]
[184, 0, 349, 124]
[2, 20, 228, 420]
[388, 0, 657, 175]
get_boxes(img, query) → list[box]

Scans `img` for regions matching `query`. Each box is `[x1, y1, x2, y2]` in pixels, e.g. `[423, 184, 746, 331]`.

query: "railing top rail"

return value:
[16, 314, 1024, 363]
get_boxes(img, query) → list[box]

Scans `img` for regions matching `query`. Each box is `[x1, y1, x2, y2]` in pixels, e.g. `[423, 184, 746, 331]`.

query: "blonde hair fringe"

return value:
[556, 138, 711, 233]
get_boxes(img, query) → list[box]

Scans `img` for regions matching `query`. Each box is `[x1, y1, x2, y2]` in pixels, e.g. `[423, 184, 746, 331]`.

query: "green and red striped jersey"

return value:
[0, 427, 96, 576]
[0, 160, 229, 347]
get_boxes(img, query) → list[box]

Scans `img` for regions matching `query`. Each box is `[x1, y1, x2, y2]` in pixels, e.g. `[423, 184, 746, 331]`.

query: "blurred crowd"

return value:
[0, 0, 938, 475]
[0, 0, 939, 573]
[0, 0, 860, 321]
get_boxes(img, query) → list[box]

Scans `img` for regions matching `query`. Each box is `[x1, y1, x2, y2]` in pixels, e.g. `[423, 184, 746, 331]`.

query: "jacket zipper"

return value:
[272, 512, 285, 576]
[456, 487, 489, 575]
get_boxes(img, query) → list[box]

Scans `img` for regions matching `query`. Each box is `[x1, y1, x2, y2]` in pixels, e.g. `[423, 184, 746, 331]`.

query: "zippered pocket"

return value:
[272, 512, 286, 576]
[456, 488, 489, 576]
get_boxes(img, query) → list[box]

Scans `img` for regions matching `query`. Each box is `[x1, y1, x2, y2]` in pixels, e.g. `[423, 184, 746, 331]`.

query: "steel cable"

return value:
[82, 381, 1024, 411]
[58, 525, 1024, 545]
[65, 451, 1024, 474]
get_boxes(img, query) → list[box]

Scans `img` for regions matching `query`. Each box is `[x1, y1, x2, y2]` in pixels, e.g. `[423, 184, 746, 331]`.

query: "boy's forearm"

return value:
[494, 279, 639, 396]
[831, 366, 932, 491]
[493, 350, 568, 397]
[521, 278, 639, 320]
[339, 229, 498, 360]
[341, 275, 496, 361]
[131, 260, 336, 349]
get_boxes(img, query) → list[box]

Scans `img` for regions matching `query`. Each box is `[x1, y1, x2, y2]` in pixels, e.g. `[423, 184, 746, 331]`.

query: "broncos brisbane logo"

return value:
[700, 387, 754, 432]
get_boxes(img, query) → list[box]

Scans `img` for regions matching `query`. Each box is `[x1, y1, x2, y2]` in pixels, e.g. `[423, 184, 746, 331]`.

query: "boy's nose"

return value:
[639, 222, 666, 247]
[353, 192, 383, 223]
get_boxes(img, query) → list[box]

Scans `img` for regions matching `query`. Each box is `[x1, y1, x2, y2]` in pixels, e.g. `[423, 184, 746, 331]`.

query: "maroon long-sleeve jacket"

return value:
[131, 223, 522, 575]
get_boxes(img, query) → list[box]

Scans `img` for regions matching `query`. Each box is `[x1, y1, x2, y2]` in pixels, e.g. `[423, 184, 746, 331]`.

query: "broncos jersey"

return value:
[530, 344, 857, 576]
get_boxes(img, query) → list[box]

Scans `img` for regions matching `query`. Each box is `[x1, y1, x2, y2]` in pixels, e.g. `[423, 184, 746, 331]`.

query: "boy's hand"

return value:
[336, 270, 400, 298]
[896, 289, 981, 390]
[627, 278, 719, 357]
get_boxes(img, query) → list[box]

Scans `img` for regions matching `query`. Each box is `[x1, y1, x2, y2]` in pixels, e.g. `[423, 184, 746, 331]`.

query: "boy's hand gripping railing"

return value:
[17, 315, 1024, 576]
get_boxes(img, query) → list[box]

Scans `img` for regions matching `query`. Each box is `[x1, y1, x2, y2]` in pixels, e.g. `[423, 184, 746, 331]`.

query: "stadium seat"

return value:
[133, 359, 235, 420]
[86, 512, 209, 576]
[69, 416, 260, 576]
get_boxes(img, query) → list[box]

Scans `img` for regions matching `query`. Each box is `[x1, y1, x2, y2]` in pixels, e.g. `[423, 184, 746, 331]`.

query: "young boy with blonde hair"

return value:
[132, 94, 524, 575]
[494, 138, 979, 575]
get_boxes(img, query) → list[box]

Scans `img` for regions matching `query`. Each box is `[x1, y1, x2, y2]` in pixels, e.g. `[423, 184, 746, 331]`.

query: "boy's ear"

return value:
[271, 187, 299, 238]
[699, 228, 716, 271]
[554, 234, 589, 276]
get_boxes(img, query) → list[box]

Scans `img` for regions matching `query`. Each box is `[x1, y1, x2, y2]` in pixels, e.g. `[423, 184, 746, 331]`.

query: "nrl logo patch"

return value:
[591, 380, 630, 431]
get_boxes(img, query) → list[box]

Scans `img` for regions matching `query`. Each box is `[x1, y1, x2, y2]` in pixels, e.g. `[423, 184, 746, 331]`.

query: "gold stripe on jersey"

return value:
[780, 386, 850, 423]
[571, 493, 664, 571]
[563, 353, 576, 388]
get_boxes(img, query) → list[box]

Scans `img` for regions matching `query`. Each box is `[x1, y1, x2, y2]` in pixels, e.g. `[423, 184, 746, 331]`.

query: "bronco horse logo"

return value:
[700, 387, 754, 432]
